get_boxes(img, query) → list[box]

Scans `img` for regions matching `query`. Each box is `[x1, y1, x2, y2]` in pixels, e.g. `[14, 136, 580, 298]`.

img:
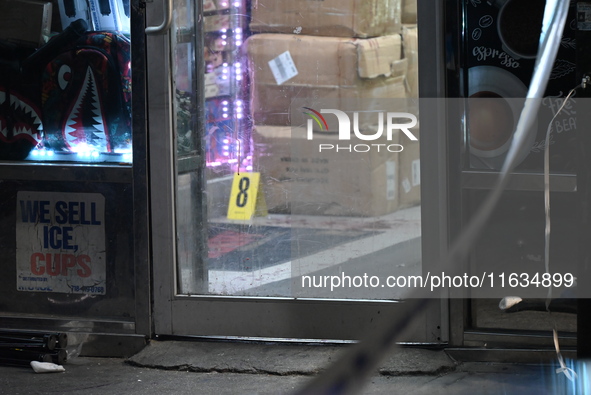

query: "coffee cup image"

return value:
[467, 66, 537, 169]
[469, 91, 514, 151]
[488, 0, 545, 59]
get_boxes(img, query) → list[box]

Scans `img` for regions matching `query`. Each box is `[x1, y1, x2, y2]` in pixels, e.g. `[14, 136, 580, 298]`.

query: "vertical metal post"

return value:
[418, 0, 456, 343]
[191, 0, 208, 294]
[131, 0, 152, 338]
[576, 12, 591, 357]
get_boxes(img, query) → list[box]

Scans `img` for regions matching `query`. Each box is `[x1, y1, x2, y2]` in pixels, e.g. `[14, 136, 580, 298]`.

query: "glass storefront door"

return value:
[149, 0, 446, 341]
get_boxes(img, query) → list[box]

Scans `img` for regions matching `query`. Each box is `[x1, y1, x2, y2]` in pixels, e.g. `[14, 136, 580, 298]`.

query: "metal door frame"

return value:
[0, 0, 151, 357]
[147, 0, 449, 342]
[437, 0, 579, 354]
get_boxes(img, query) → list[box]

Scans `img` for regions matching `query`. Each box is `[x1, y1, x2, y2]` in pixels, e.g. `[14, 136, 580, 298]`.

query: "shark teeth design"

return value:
[64, 67, 108, 151]
[10, 94, 43, 132]
[0, 122, 7, 141]
[6, 91, 43, 144]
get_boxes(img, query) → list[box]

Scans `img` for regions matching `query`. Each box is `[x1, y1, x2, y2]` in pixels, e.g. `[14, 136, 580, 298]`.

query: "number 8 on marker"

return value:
[227, 172, 267, 220]
[236, 177, 250, 208]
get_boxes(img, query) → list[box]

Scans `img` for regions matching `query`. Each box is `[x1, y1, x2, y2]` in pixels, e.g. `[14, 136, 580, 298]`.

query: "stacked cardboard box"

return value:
[250, 0, 402, 38]
[246, 0, 421, 216]
[402, 0, 418, 24]
[0, 0, 53, 48]
[254, 125, 403, 217]
[246, 33, 407, 126]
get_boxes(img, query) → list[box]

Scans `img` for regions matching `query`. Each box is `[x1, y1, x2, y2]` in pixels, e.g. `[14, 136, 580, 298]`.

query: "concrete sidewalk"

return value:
[0, 340, 583, 394]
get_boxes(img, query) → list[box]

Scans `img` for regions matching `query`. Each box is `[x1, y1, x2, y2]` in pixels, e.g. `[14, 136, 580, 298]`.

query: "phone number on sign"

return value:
[69, 285, 105, 294]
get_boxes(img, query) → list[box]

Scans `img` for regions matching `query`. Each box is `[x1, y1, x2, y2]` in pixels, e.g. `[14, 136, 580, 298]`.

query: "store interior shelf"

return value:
[462, 170, 576, 192]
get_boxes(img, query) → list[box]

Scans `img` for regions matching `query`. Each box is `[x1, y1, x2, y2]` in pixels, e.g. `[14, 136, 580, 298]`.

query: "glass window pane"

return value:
[175, 0, 421, 300]
[0, 2, 132, 164]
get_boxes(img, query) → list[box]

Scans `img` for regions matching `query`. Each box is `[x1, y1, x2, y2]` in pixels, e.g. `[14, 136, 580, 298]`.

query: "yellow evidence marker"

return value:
[227, 172, 268, 220]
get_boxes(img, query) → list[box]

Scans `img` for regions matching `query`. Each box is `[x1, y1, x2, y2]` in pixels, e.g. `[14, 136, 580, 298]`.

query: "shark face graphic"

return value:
[42, 48, 114, 152]
[0, 32, 131, 160]
[9, 91, 43, 145]
[0, 85, 43, 159]
[60, 66, 109, 151]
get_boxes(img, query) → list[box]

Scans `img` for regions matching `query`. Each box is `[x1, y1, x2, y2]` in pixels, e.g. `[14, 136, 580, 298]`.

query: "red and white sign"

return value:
[16, 191, 106, 295]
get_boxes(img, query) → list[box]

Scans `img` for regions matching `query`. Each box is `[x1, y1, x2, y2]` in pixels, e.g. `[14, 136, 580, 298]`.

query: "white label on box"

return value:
[386, 161, 397, 201]
[402, 178, 411, 194]
[268, 51, 298, 85]
[16, 191, 106, 295]
[411, 159, 421, 186]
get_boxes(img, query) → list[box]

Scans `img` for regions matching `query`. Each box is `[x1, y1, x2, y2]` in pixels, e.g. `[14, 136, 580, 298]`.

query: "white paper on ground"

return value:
[30, 361, 65, 373]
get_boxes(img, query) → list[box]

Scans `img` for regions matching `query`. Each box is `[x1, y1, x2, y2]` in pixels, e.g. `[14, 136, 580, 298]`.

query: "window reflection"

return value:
[175, 0, 421, 299]
[0, 2, 132, 164]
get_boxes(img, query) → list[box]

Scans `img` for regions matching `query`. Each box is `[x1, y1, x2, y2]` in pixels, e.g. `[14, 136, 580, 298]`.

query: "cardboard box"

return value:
[402, 0, 417, 24]
[203, 0, 217, 12]
[254, 125, 402, 216]
[399, 127, 420, 207]
[250, 0, 401, 38]
[246, 33, 408, 126]
[402, 25, 419, 99]
[0, 0, 52, 48]
[205, 14, 230, 32]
